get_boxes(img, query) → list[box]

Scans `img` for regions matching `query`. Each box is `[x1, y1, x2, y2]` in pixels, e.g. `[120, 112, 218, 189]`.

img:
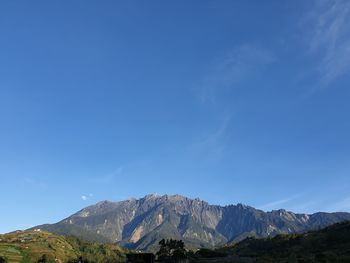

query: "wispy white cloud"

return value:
[189, 44, 274, 161]
[287, 200, 321, 214]
[196, 44, 275, 104]
[81, 193, 93, 201]
[258, 194, 301, 211]
[187, 116, 231, 161]
[306, 0, 350, 85]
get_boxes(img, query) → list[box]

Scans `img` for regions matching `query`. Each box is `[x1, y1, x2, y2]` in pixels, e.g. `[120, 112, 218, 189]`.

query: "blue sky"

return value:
[1, 0, 350, 233]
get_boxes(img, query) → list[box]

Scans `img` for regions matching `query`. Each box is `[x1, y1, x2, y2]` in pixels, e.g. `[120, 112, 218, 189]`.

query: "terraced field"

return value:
[0, 243, 26, 262]
[0, 230, 126, 262]
[0, 230, 77, 262]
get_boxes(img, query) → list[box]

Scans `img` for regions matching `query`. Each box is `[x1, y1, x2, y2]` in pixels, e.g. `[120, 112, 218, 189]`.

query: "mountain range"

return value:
[32, 194, 350, 251]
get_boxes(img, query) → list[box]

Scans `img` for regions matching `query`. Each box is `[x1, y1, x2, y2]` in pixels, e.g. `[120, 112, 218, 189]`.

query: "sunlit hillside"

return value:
[0, 230, 126, 263]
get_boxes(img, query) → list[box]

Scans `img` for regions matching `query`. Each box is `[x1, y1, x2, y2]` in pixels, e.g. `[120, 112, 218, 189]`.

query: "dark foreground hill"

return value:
[206, 220, 350, 262]
[0, 230, 126, 263]
[33, 194, 350, 251]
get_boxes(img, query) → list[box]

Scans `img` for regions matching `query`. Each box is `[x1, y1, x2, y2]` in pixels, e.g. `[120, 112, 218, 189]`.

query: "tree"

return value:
[156, 239, 186, 262]
[0, 256, 6, 263]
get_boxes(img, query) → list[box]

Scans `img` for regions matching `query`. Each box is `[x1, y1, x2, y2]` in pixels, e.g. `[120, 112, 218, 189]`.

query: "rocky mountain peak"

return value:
[33, 194, 350, 251]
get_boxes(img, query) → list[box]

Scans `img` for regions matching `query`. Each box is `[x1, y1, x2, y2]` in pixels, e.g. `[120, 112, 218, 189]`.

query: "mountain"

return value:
[0, 229, 126, 263]
[32, 194, 350, 251]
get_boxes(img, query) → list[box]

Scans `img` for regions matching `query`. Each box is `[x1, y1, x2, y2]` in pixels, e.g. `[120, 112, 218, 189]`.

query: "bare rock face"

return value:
[33, 194, 350, 251]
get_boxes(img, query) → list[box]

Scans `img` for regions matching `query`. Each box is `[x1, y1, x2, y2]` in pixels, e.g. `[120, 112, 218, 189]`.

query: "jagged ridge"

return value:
[32, 194, 350, 251]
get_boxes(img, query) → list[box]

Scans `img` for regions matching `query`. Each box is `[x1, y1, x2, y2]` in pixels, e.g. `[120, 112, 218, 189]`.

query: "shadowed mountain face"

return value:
[33, 194, 350, 251]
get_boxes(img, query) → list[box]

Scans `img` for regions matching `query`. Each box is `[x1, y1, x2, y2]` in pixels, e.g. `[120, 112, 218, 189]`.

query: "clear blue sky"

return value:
[1, 0, 350, 233]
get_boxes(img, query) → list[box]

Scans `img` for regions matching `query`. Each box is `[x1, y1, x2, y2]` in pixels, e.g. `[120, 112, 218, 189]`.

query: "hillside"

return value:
[212, 220, 350, 262]
[0, 230, 126, 263]
[33, 194, 350, 251]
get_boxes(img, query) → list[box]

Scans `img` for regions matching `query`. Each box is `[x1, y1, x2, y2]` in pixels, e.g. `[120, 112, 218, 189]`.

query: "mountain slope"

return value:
[216, 220, 350, 262]
[33, 194, 350, 251]
[34, 222, 110, 243]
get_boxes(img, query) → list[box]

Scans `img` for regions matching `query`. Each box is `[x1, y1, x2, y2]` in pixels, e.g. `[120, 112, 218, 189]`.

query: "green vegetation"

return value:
[0, 230, 126, 263]
[192, 221, 350, 262]
[195, 248, 226, 258]
[66, 236, 126, 263]
[2, 221, 350, 262]
[32, 223, 110, 244]
[156, 239, 187, 262]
